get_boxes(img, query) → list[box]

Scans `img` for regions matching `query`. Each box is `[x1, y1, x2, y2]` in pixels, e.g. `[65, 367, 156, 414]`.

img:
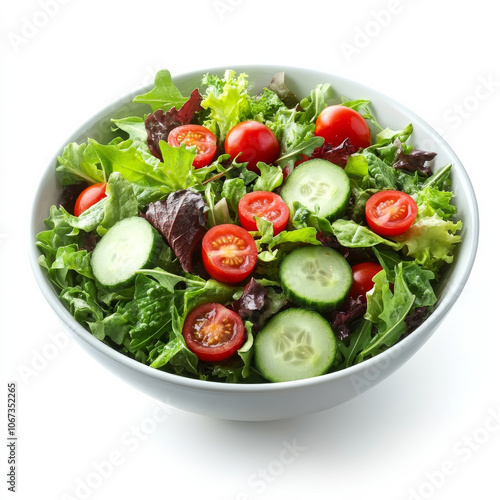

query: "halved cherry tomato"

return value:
[238, 191, 290, 235]
[348, 262, 383, 300]
[315, 105, 371, 151]
[202, 224, 258, 284]
[168, 124, 217, 168]
[74, 183, 107, 217]
[365, 190, 418, 237]
[224, 120, 280, 173]
[182, 303, 245, 362]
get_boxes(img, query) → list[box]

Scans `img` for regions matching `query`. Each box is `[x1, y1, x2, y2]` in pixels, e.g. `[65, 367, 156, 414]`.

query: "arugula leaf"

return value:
[268, 106, 324, 170]
[358, 266, 415, 361]
[133, 69, 188, 112]
[336, 318, 374, 369]
[163, 306, 199, 375]
[373, 248, 436, 308]
[299, 83, 335, 123]
[341, 98, 382, 130]
[238, 322, 255, 378]
[137, 268, 204, 293]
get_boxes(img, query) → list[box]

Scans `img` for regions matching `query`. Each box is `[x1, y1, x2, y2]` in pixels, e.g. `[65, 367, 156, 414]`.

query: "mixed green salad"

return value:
[36, 69, 462, 383]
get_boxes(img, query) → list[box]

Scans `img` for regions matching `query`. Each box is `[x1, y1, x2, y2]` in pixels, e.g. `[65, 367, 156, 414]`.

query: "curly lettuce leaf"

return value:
[249, 87, 286, 122]
[394, 184, 462, 273]
[394, 215, 462, 273]
[201, 70, 251, 140]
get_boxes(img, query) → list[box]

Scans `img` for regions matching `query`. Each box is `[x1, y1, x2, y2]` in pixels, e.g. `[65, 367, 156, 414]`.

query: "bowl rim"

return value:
[29, 64, 480, 394]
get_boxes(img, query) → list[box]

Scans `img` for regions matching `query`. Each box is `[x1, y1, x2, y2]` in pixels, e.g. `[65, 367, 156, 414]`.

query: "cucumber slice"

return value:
[254, 308, 337, 382]
[280, 158, 350, 220]
[279, 245, 352, 313]
[91, 217, 163, 289]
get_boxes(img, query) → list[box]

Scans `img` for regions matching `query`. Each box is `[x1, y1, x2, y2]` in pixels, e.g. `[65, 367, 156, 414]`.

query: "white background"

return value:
[1, 1, 498, 499]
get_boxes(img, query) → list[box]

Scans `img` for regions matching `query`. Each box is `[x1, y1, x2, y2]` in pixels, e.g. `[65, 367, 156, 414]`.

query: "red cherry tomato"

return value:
[224, 120, 280, 173]
[182, 303, 245, 362]
[201, 224, 258, 284]
[348, 262, 383, 300]
[74, 183, 107, 217]
[238, 191, 290, 236]
[168, 124, 217, 168]
[315, 105, 371, 151]
[365, 190, 418, 237]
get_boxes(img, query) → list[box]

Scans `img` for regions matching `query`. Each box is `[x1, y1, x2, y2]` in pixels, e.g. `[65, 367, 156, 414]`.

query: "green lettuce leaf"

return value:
[221, 177, 247, 216]
[253, 162, 283, 192]
[48, 173, 139, 236]
[331, 219, 402, 249]
[111, 116, 148, 143]
[133, 69, 188, 112]
[90, 139, 198, 206]
[56, 142, 105, 185]
[97, 172, 139, 236]
[59, 278, 104, 325]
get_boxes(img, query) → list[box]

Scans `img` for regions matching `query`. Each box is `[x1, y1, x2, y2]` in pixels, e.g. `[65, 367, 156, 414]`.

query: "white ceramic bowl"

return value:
[30, 66, 479, 421]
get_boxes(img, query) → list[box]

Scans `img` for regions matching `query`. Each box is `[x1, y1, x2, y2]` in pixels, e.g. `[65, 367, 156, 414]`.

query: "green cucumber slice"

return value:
[91, 217, 162, 289]
[280, 158, 350, 220]
[279, 245, 352, 313]
[254, 308, 337, 382]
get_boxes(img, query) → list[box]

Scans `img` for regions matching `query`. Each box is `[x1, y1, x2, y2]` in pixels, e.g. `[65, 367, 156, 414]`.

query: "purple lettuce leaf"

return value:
[144, 190, 206, 272]
[403, 306, 429, 338]
[331, 295, 367, 341]
[232, 278, 267, 319]
[60, 182, 88, 215]
[311, 138, 358, 167]
[393, 148, 437, 176]
[145, 88, 203, 160]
